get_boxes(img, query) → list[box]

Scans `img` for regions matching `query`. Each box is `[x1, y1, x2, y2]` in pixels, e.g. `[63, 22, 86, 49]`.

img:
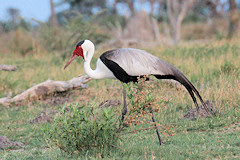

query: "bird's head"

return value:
[64, 40, 94, 69]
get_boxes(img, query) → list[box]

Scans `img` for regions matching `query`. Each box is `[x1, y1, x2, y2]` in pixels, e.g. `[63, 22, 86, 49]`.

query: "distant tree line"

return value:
[0, 0, 239, 43]
[57, 0, 239, 42]
[0, 8, 31, 32]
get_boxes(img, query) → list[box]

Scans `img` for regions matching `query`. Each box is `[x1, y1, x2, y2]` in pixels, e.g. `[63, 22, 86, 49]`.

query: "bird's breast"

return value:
[95, 58, 116, 79]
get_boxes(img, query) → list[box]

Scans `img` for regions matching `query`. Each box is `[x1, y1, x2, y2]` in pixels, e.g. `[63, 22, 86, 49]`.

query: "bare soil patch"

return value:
[99, 99, 121, 109]
[30, 115, 53, 124]
[0, 136, 23, 150]
[39, 91, 74, 106]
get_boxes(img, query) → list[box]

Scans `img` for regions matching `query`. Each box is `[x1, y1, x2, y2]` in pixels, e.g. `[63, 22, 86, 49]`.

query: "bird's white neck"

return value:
[82, 40, 115, 80]
[83, 42, 102, 79]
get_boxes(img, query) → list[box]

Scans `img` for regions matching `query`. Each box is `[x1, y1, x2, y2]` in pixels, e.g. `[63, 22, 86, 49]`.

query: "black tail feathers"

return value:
[154, 68, 206, 110]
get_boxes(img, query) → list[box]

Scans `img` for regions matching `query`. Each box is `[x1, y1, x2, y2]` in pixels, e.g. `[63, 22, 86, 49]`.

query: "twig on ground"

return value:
[110, 144, 125, 151]
[0, 65, 17, 71]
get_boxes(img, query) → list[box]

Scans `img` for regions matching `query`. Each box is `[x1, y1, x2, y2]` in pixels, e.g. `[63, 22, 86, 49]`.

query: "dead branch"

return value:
[0, 65, 17, 71]
[0, 75, 91, 106]
[110, 144, 125, 151]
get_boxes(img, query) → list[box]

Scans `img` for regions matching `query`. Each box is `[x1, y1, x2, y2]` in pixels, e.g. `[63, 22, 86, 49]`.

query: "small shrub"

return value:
[119, 76, 174, 142]
[44, 104, 120, 154]
[123, 76, 167, 127]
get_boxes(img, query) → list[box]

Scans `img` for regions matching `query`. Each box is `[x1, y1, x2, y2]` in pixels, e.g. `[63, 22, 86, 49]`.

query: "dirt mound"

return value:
[99, 99, 121, 109]
[29, 107, 73, 124]
[30, 108, 62, 124]
[184, 100, 218, 120]
[0, 136, 23, 150]
[40, 92, 73, 106]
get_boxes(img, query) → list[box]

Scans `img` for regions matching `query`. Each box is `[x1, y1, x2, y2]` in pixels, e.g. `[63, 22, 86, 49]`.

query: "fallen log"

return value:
[0, 65, 17, 71]
[0, 75, 91, 106]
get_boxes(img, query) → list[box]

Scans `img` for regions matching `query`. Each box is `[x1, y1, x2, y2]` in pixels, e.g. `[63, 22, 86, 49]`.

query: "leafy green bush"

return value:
[45, 104, 120, 154]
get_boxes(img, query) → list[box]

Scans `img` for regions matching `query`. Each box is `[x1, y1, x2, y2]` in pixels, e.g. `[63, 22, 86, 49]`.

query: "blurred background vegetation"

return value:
[0, 0, 240, 57]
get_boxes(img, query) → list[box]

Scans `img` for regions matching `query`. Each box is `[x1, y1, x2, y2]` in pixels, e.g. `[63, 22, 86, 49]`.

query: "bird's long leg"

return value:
[149, 107, 162, 146]
[121, 84, 127, 122]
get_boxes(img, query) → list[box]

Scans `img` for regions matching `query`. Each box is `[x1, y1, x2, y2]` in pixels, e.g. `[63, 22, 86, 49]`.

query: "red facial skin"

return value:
[64, 46, 84, 69]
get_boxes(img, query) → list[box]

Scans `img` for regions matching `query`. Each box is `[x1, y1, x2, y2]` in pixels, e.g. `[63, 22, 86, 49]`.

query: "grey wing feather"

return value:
[104, 48, 174, 76]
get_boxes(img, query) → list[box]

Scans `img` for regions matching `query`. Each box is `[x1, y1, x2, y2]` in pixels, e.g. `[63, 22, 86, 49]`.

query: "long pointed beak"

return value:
[64, 54, 78, 69]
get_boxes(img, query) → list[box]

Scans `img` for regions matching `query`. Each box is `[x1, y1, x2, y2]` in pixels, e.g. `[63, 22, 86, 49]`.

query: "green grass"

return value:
[0, 40, 239, 159]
